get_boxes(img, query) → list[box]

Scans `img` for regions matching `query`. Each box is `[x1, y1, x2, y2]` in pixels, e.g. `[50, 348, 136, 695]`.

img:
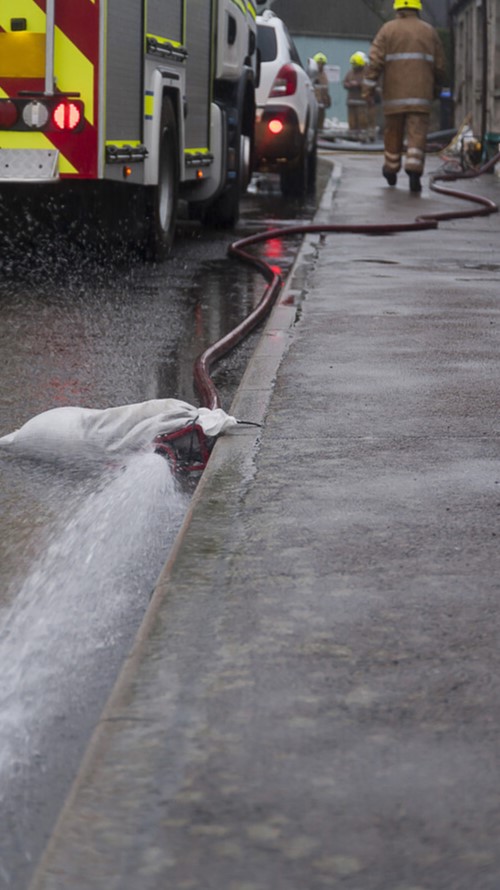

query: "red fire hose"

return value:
[194, 152, 500, 411]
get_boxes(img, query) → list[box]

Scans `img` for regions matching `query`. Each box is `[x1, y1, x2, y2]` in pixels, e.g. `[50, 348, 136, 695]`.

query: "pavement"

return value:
[30, 151, 500, 890]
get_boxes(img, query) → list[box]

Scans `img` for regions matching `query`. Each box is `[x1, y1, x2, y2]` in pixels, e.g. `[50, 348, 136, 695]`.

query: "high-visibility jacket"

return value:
[362, 11, 446, 116]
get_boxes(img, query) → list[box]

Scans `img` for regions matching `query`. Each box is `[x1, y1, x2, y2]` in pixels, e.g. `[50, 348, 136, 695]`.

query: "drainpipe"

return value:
[481, 0, 488, 143]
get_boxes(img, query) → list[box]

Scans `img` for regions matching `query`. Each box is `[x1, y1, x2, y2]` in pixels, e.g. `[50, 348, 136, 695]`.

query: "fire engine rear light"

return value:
[268, 118, 284, 135]
[52, 101, 82, 131]
[22, 101, 49, 129]
[0, 100, 18, 128]
[269, 64, 297, 97]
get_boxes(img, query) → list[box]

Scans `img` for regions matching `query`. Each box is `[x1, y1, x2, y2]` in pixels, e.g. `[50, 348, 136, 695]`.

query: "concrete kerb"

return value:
[28, 154, 340, 888]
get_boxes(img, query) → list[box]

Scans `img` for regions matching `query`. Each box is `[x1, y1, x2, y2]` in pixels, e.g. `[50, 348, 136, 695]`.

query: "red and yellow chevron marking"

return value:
[0, 0, 100, 179]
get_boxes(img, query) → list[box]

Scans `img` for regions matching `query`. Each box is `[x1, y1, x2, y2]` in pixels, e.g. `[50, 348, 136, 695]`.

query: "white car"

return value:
[254, 10, 319, 197]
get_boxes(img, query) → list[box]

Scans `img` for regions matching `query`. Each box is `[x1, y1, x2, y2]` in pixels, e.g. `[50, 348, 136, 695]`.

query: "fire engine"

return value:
[0, 0, 258, 259]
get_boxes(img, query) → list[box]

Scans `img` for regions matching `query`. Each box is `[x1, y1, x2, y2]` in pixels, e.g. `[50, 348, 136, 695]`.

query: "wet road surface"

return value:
[0, 161, 331, 889]
[25, 153, 500, 890]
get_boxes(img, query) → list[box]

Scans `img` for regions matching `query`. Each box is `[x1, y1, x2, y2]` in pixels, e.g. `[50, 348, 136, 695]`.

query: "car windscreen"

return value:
[257, 25, 277, 62]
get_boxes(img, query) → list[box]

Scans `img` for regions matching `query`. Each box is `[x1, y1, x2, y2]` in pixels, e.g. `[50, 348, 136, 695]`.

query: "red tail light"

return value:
[0, 100, 18, 128]
[52, 101, 82, 131]
[269, 64, 297, 97]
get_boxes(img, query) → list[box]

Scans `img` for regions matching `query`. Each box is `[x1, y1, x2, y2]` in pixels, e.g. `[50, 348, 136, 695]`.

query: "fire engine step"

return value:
[0, 148, 59, 181]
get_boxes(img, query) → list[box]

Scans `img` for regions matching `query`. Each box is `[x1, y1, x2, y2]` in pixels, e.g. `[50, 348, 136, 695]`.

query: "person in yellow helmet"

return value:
[311, 52, 331, 130]
[362, 0, 446, 191]
[343, 51, 377, 142]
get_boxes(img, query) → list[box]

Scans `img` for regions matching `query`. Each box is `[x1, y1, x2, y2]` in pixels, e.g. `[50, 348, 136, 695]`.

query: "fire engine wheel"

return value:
[204, 121, 246, 228]
[146, 98, 178, 261]
[240, 133, 252, 194]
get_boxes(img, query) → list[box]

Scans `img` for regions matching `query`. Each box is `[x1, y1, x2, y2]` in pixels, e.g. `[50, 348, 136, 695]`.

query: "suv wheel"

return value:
[307, 141, 317, 193]
[280, 138, 308, 198]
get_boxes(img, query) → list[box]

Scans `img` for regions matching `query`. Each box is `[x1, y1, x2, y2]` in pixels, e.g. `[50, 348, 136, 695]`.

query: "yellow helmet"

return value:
[313, 52, 328, 65]
[394, 0, 422, 8]
[350, 51, 368, 68]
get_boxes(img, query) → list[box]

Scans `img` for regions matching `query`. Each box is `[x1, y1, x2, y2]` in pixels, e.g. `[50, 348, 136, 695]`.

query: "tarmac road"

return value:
[29, 151, 500, 890]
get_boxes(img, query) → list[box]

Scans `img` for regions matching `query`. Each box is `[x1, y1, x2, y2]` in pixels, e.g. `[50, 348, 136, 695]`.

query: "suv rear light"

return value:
[269, 64, 297, 97]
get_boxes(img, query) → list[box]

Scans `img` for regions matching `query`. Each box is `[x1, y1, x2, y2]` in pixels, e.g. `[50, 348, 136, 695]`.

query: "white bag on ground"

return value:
[0, 399, 238, 463]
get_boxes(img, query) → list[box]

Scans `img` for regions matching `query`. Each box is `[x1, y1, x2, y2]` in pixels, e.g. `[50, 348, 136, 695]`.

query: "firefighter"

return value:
[361, 0, 446, 192]
[312, 52, 331, 131]
[343, 51, 376, 142]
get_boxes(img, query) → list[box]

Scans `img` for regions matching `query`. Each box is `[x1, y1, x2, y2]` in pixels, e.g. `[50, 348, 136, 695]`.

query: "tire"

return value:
[307, 140, 318, 194]
[204, 111, 244, 228]
[280, 138, 308, 198]
[240, 133, 252, 194]
[145, 97, 178, 261]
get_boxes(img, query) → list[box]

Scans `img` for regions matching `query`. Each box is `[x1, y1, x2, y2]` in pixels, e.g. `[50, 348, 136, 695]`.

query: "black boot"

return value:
[408, 171, 422, 193]
[383, 167, 397, 186]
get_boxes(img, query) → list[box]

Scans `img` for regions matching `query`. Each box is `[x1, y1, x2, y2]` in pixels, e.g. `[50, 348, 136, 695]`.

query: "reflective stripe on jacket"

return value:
[363, 11, 446, 115]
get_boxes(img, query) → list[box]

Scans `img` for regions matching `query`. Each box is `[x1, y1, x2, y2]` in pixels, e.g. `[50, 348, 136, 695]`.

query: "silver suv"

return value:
[254, 11, 319, 197]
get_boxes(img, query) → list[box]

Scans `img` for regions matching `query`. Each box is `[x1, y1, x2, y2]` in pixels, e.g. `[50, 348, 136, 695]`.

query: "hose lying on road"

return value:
[194, 151, 500, 412]
[317, 129, 457, 154]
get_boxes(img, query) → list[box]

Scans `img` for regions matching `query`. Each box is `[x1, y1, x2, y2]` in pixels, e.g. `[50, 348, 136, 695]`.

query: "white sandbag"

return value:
[196, 407, 239, 438]
[0, 399, 237, 462]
